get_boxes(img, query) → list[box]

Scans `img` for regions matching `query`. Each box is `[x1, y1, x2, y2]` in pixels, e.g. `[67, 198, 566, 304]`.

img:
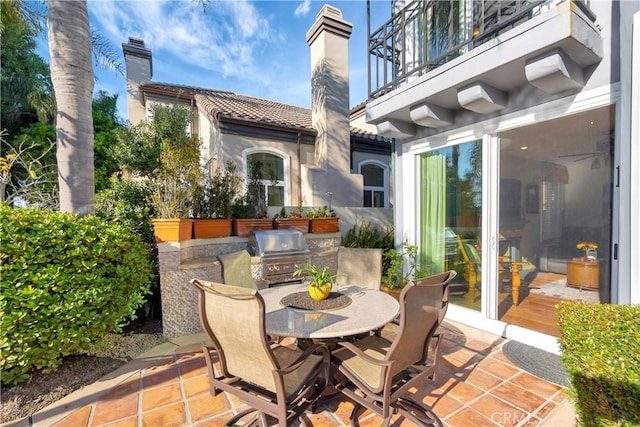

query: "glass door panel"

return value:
[497, 106, 614, 335]
[417, 140, 482, 311]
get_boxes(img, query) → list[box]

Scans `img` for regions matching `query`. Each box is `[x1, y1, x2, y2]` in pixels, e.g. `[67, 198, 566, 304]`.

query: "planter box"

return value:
[381, 286, 401, 302]
[193, 219, 233, 239]
[309, 217, 339, 234]
[233, 218, 274, 237]
[274, 218, 310, 233]
[152, 219, 193, 242]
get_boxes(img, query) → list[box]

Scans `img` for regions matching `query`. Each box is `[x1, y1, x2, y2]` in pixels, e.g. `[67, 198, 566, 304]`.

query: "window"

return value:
[244, 149, 289, 207]
[359, 161, 389, 208]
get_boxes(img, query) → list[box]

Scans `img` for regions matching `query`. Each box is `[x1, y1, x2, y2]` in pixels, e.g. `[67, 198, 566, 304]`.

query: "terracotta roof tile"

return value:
[140, 82, 389, 143]
[350, 126, 390, 142]
[141, 82, 229, 97]
[141, 82, 312, 131]
[195, 92, 313, 131]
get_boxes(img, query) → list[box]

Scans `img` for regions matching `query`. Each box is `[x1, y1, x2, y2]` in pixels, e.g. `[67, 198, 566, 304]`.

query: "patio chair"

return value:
[191, 279, 330, 426]
[217, 250, 259, 289]
[337, 247, 383, 290]
[455, 235, 481, 295]
[331, 270, 457, 426]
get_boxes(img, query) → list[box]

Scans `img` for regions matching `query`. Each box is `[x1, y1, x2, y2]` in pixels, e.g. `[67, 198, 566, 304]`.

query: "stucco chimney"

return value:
[304, 4, 363, 207]
[122, 37, 152, 125]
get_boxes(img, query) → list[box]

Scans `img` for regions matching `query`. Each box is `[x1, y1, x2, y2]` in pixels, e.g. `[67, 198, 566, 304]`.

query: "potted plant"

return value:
[232, 159, 273, 237]
[381, 241, 430, 300]
[293, 264, 337, 301]
[576, 241, 598, 261]
[192, 161, 241, 238]
[274, 206, 310, 233]
[307, 205, 339, 234]
[149, 120, 202, 242]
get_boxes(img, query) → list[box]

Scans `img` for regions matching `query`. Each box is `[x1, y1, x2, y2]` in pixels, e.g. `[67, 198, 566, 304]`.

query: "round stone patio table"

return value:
[260, 283, 399, 340]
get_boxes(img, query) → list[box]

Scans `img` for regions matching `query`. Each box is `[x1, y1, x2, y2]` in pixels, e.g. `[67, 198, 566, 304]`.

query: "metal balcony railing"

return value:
[367, 0, 550, 99]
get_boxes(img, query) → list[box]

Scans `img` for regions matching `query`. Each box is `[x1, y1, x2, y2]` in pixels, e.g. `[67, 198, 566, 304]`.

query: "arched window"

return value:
[359, 160, 389, 208]
[244, 149, 290, 207]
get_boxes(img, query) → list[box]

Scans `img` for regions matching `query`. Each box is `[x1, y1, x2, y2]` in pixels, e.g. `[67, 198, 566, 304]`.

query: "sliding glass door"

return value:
[496, 106, 613, 335]
[417, 140, 482, 311]
[414, 105, 614, 334]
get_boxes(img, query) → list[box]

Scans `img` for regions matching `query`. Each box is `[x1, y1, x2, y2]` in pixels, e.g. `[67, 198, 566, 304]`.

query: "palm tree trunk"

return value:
[47, 0, 95, 215]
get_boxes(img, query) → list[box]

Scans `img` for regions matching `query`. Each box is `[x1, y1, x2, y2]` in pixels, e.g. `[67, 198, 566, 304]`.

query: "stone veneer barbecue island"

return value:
[157, 232, 341, 337]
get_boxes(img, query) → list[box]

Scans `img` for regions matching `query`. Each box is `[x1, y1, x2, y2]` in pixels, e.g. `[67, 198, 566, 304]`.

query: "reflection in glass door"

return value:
[417, 140, 482, 311]
[497, 106, 614, 336]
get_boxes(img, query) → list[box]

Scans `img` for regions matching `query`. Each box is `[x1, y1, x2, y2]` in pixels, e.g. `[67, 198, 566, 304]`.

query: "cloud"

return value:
[294, 0, 312, 17]
[87, 0, 370, 110]
[89, 0, 284, 83]
[225, 0, 271, 39]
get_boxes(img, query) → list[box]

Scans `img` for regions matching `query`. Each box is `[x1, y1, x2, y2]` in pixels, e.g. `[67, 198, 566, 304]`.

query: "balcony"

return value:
[366, 0, 603, 138]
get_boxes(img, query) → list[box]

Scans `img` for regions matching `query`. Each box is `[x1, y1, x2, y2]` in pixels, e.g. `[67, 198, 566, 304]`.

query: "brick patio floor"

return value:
[10, 321, 576, 427]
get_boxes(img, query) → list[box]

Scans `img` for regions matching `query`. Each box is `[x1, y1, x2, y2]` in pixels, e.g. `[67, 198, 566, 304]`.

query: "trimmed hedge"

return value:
[557, 302, 640, 426]
[0, 206, 152, 384]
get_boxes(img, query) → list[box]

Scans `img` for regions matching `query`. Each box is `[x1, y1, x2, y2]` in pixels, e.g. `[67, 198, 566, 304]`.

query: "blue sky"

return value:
[37, 0, 392, 122]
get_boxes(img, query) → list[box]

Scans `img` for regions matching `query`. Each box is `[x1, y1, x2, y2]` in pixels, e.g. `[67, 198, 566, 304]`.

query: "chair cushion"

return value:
[272, 346, 326, 399]
[333, 335, 391, 391]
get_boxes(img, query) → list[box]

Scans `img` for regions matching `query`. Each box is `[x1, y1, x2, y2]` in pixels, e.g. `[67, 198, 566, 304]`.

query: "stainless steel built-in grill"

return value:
[249, 230, 311, 284]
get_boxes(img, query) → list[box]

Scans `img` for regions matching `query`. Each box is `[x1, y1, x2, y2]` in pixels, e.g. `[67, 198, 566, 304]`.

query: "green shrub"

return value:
[0, 206, 152, 385]
[341, 221, 395, 276]
[381, 241, 430, 290]
[341, 221, 394, 250]
[557, 302, 640, 426]
[96, 176, 156, 244]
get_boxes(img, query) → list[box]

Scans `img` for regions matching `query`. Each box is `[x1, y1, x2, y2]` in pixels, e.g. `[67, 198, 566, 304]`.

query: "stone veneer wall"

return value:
[157, 234, 341, 337]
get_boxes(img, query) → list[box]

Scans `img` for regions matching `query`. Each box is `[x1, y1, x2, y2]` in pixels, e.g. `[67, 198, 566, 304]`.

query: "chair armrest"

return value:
[335, 340, 394, 369]
[202, 345, 228, 386]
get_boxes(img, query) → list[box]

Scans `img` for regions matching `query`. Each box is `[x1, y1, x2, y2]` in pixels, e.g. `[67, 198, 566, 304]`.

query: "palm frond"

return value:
[91, 31, 124, 76]
[192, 0, 210, 14]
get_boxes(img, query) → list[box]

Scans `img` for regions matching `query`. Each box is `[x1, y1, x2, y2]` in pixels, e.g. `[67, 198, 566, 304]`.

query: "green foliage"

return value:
[119, 104, 203, 218]
[93, 91, 124, 191]
[305, 205, 336, 218]
[381, 242, 430, 290]
[112, 103, 196, 178]
[230, 194, 254, 219]
[96, 176, 156, 243]
[341, 221, 395, 279]
[113, 123, 163, 177]
[341, 221, 394, 250]
[2, 90, 126, 206]
[193, 161, 242, 219]
[13, 122, 55, 153]
[274, 206, 305, 219]
[557, 302, 640, 426]
[293, 264, 336, 289]
[149, 139, 201, 218]
[0, 206, 152, 385]
[1, 1, 53, 135]
[231, 159, 267, 218]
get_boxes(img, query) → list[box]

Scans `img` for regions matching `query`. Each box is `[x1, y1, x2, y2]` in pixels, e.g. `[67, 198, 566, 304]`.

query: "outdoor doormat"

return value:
[502, 340, 569, 387]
